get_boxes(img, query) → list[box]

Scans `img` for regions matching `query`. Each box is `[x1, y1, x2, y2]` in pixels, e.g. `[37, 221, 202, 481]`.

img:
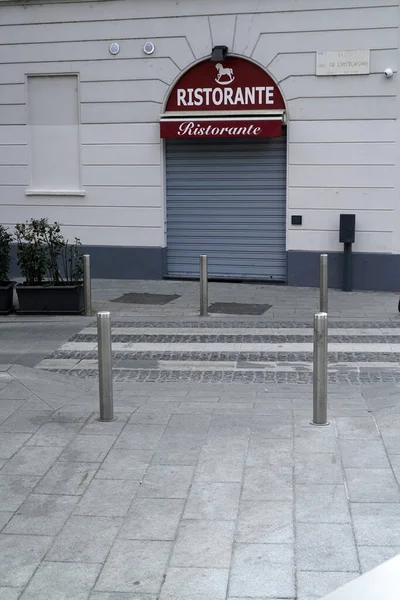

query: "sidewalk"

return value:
[84, 278, 400, 320]
[4, 278, 400, 322]
[1, 280, 400, 599]
[1, 365, 400, 599]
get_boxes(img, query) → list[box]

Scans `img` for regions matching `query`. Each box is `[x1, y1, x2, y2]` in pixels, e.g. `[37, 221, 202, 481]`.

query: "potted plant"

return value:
[15, 218, 84, 314]
[0, 225, 15, 315]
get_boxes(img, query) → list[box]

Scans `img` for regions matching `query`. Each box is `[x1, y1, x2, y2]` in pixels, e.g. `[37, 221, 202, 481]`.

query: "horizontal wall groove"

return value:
[272, 48, 398, 56]
[80, 101, 162, 105]
[287, 118, 394, 122]
[82, 164, 161, 167]
[79, 121, 161, 125]
[1, 203, 162, 208]
[280, 72, 398, 83]
[290, 185, 395, 190]
[287, 94, 397, 101]
[289, 141, 396, 144]
[257, 25, 398, 35]
[0, 5, 397, 26]
[0, 34, 189, 47]
[83, 185, 162, 188]
[290, 229, 392, 233]
[0, 57, 177, 66]
[81, 143, 158, 147]
[290, 163, 395, 167]
[291, 208, 394, 212]
[80, 78, 167, 84]
[81, 144, 160, 147]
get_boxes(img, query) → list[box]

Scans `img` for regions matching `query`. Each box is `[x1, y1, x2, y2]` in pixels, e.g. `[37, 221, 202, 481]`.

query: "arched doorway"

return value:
[160, 56, 287, 281]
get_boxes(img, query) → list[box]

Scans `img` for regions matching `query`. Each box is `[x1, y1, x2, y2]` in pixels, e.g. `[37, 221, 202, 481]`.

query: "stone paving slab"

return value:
[0, 365, 400, 598]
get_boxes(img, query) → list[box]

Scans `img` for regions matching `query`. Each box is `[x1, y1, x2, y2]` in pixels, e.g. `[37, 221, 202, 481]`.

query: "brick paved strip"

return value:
[46, 368, 400, 384]
[45, 350, 400, 363]
[69, 333, 400, 343]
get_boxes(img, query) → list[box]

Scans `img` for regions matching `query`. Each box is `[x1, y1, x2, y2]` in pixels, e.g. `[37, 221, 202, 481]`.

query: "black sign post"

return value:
[339, 214, 356, 292]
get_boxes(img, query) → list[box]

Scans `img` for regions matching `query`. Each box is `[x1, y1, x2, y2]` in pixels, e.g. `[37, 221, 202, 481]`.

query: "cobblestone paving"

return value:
[58, 369, 400, 385]
[37, 320, 400, 385]
[47, 350, 400, 362]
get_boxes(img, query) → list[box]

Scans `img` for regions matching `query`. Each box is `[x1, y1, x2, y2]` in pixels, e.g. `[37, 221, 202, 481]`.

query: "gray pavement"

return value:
[84, 278, 400, 320]
[1, 366, 400, 599]
[5, 278, 399, 322]
[1, 279, 400, 599]
[0, 317, 89, 368]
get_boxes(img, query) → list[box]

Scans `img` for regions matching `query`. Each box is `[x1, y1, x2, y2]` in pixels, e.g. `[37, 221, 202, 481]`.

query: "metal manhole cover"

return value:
[208, 302, 272, 315]
[111, 293, 180, 305]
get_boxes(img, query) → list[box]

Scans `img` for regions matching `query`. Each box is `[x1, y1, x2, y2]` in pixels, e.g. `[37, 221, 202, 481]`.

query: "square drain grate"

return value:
[208, 302, 272, 316]
[111, 293, 180, 305]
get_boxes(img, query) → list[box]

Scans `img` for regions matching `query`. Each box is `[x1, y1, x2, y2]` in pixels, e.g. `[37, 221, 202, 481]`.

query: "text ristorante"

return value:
[176, 86, 275, 107]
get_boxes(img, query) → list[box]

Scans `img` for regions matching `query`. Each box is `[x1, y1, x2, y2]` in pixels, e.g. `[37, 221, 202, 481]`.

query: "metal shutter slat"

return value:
[166, 134, 287, 281]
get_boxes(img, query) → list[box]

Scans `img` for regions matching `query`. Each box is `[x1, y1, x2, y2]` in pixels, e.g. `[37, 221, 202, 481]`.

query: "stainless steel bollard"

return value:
[83, 254, 92, 317]
[320, 254, 328, 314]
[97, 311, 114, 422]
[312, 312, 329, 426]
[200, 255, 208, 317]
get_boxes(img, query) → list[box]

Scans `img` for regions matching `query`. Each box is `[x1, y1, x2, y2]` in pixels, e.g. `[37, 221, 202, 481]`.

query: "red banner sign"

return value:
[165, 57, 285, 113]
[160, 119, 281, 139]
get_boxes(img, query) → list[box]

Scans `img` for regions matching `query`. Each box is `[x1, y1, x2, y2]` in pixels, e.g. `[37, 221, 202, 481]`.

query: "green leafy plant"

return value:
[15, 218, 83, 286]
[0, 225, 13, 282]
[62, 236, 84, 283]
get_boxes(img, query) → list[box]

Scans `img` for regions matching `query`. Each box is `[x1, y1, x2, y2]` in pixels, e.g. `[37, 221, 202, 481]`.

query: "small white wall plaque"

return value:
[316, 50, 370, 76]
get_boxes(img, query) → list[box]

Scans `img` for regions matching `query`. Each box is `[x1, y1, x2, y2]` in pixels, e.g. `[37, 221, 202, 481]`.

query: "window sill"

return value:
[25, 189, 86, 197]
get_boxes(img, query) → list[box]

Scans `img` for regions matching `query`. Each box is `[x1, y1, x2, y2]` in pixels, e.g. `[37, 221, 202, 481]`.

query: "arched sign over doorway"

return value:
[160, 57, 285, 139]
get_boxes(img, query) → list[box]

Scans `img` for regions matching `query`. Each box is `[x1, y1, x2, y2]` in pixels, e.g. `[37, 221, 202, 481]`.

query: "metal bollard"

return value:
[320, 254, 328, 314]
[83, 254, 92, 317]
[97, 311, 114, 422]
[200, 255, 208, 317]
[312, 312, 329, 426]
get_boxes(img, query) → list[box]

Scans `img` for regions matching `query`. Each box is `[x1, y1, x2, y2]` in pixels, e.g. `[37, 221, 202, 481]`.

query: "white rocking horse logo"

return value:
[215, 63, 235, 85]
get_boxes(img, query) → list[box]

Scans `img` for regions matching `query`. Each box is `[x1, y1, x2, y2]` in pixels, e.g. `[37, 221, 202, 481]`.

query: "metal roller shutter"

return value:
[166, 132, 287, 280]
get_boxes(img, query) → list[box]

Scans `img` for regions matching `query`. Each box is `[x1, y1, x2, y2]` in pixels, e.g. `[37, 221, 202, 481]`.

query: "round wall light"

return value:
[143, 41, 155, 55]
[109, 42, 120, 56]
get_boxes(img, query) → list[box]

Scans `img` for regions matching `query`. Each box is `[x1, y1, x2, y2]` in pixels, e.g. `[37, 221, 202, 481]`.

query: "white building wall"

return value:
[0, 0, 397, 255]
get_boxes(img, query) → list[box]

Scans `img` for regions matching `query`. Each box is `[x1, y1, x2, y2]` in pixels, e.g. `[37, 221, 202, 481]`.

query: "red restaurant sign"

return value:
[160, 118, 282, 139]
[161, 57, 285, 139]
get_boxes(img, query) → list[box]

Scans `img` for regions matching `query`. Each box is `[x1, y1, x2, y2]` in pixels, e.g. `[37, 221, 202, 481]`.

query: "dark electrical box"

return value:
[291, 215, 302, 226]
[339, 214, 356, 244]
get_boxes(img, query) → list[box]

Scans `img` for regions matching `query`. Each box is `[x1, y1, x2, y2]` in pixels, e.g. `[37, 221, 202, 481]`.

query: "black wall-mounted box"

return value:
[339, 214, 356, 244]
[291, 215, 302, 226]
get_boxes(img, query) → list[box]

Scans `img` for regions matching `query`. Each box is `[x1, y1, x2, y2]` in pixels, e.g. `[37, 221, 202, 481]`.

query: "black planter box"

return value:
[0, 281, 16, 315]
[16, 283, 84, 315]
